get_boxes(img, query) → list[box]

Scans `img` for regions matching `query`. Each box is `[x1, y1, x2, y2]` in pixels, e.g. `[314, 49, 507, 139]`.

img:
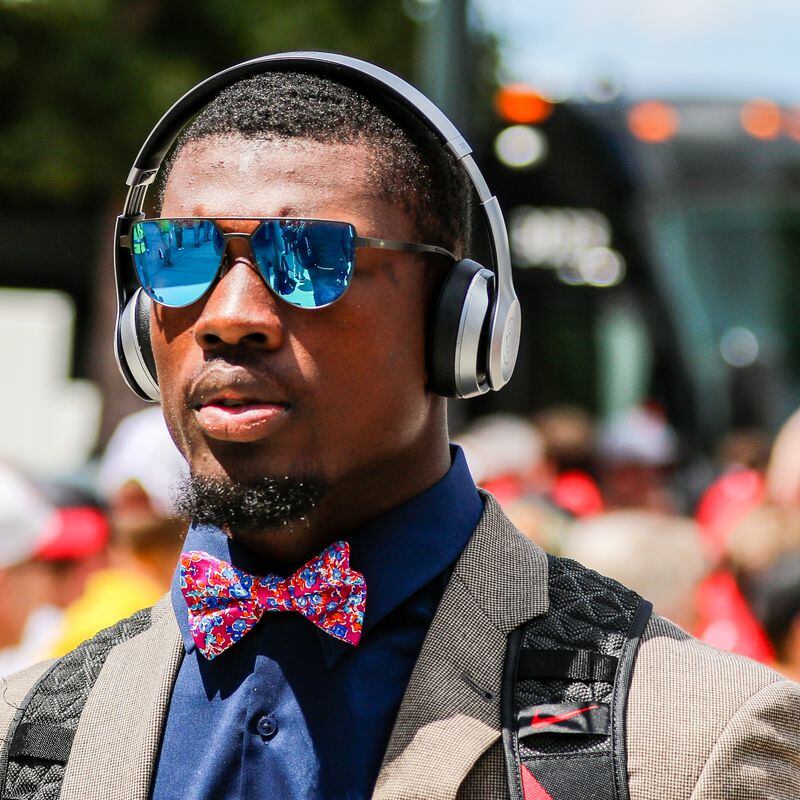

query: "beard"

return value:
[174, 473, 329, 536]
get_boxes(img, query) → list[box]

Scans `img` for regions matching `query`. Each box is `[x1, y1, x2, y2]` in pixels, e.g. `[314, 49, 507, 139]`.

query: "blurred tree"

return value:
[0, 0, 498, 448]
[0, 0, 421, 206]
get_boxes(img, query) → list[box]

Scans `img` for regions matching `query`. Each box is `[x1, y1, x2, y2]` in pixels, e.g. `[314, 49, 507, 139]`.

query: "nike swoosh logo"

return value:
[530, 704, 599, 729]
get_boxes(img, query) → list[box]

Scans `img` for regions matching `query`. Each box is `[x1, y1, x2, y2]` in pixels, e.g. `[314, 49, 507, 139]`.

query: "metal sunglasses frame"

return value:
[119, 216, 456, 308]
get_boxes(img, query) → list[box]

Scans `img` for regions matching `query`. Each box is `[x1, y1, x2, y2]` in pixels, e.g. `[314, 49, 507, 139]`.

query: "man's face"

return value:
[154, 135, 440, 508]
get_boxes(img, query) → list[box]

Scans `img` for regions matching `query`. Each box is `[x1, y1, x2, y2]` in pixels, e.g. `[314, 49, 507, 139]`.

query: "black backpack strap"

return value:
[0, 608, 154, 800]
[502, 555, 652, 800]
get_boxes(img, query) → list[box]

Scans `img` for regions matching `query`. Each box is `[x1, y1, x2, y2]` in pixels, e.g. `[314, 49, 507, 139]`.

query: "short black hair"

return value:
[157, 70, 472, 257]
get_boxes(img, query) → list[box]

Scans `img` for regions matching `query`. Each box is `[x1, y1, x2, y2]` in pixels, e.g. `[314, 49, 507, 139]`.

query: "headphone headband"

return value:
[127, 52, 473, 185]
[116, 51, 520, 397]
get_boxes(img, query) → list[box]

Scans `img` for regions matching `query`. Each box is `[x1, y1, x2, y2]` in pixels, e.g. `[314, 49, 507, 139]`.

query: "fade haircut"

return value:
[157, 70, 472, 257]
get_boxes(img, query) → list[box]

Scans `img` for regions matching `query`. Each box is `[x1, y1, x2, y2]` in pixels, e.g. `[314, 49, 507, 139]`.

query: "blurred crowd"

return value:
[4, 401, 800, 681]
[456, 403, 800, 682]
[0, 407, 187, 676]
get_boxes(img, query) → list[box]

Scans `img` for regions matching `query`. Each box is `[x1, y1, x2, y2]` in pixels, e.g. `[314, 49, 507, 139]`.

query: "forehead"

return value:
[161, 135, 387, 226]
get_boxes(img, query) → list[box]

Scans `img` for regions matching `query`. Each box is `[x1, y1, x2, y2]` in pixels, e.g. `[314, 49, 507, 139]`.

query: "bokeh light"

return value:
[627, 101, 679, 143]
[577, 247, 626, 287]
[494, 84, 554, 125]
[494, 125, 548, 169]
[784, 107, 800, 142]
[720, 327, 760, 368]
[740, 99, 781, 140]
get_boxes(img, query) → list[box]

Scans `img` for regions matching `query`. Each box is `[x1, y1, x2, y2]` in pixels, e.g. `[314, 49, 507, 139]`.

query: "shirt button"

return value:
[256, 714, 278, 740]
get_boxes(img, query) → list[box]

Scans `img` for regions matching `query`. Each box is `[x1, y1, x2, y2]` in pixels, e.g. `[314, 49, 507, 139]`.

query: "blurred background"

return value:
[3, 0, 800, 681]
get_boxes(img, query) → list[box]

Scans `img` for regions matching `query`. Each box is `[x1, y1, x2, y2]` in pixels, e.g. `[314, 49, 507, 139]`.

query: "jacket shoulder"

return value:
[627, 614, 799, 799]
[0, 659, 54, 728]
[0, 597, 171, 754]
[0, 658, 55, 777]
[0, 597, 179, 800]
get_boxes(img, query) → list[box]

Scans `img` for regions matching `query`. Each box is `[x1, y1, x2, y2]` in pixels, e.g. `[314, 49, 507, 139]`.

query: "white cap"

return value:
[97, 407, 189, 514]
[598, 406, 678, 467]
[455, 414, 544, 484]
[0, 463, 54, 568]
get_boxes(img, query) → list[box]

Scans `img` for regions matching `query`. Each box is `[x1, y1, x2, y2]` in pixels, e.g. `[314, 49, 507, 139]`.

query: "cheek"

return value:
[297, 284, 430, 445]
[149, 313, 199, 456]
[317, 284, 425, 383]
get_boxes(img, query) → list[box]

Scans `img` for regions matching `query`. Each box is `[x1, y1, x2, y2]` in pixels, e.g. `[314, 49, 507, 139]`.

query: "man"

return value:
[2, 61, 799, 800]
[0, 464, 61, 676]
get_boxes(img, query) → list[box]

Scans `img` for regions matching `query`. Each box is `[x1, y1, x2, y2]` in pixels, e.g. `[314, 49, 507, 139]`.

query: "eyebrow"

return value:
[186, 204, 301, 218]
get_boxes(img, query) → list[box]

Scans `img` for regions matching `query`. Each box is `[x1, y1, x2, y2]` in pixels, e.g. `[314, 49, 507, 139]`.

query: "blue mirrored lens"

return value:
[130, 220, 221, 307]
[250, 220, 355, 309]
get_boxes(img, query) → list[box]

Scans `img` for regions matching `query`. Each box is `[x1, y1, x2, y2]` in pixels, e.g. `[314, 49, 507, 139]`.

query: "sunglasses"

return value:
[120, 217, 455, 309]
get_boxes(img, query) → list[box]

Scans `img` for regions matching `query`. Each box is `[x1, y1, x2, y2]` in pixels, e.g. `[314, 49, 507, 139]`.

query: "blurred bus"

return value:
[465, 92, 800, 448]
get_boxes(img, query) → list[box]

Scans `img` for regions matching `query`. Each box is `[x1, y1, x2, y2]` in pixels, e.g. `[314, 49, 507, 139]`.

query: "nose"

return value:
[193, 242, 284, 352]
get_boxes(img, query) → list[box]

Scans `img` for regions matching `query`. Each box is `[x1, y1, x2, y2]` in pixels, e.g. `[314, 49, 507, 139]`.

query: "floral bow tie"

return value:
[180, 541, 367, 660]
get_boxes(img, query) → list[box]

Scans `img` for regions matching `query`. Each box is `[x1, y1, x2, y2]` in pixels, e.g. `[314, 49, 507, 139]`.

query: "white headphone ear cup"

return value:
[428, 259, 493, 398]
[117, 289, 160, 402]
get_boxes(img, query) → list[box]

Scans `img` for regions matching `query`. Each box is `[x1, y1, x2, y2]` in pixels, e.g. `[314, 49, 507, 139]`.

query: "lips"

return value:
[189, 370, 291, 444]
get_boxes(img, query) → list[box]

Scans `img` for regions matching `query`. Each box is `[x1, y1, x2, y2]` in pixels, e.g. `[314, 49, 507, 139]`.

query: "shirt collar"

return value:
[171, 446, 482, 665]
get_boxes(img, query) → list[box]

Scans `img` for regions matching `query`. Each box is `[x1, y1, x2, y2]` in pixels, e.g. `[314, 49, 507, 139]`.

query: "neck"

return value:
[230, 419, 452, 565]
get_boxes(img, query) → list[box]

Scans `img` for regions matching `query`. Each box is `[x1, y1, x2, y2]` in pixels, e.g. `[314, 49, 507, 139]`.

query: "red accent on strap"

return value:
[530, 703, 599, 729]
[521, 764, 554, 800]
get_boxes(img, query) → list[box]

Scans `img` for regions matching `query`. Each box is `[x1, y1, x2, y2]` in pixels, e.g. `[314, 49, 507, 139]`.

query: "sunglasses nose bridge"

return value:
[218, 231, 259, 279]
[221, 231, 252, 241]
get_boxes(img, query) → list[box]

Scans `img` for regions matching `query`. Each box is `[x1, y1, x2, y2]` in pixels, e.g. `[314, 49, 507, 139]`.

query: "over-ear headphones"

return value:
[114, 51, 520, 401]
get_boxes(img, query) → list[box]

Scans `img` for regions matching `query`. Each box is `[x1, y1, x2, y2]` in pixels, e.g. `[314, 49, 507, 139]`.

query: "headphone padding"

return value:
[428, 259, 493, 398]
[118, 289, 160, 401]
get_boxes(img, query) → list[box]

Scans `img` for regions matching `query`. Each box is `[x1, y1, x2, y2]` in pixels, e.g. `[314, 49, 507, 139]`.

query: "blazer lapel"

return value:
[60, 594, 184, 800]
[373, 494, 549, 800]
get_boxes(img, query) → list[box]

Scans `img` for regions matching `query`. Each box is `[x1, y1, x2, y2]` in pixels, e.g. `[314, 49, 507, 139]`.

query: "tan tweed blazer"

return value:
[1, 495, 799, 799]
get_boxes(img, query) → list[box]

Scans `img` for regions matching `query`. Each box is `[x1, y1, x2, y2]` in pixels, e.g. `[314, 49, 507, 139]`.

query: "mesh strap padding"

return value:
[7, 724, 74, 763]
[0, 608, 153, 800]
[517, 649, 618, 683]
[502, 555, 652, 800]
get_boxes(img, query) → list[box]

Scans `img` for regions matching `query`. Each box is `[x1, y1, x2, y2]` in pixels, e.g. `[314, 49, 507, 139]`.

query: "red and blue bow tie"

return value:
[180, 541, 367, 660]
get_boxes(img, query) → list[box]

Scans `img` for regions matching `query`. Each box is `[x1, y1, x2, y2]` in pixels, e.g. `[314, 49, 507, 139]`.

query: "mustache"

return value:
[186, 359, 296, 410]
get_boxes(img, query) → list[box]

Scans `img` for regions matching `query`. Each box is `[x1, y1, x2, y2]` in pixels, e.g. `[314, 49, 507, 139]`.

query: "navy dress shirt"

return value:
[151, 447, 483, 800]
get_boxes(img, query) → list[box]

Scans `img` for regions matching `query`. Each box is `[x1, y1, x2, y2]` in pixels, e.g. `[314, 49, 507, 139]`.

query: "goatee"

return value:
[174, 473, 328, 535]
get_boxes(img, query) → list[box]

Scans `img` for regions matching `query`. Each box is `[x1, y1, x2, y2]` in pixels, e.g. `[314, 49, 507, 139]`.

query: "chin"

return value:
[191, 443, 289, 482]
[174, 465, 329, 537]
